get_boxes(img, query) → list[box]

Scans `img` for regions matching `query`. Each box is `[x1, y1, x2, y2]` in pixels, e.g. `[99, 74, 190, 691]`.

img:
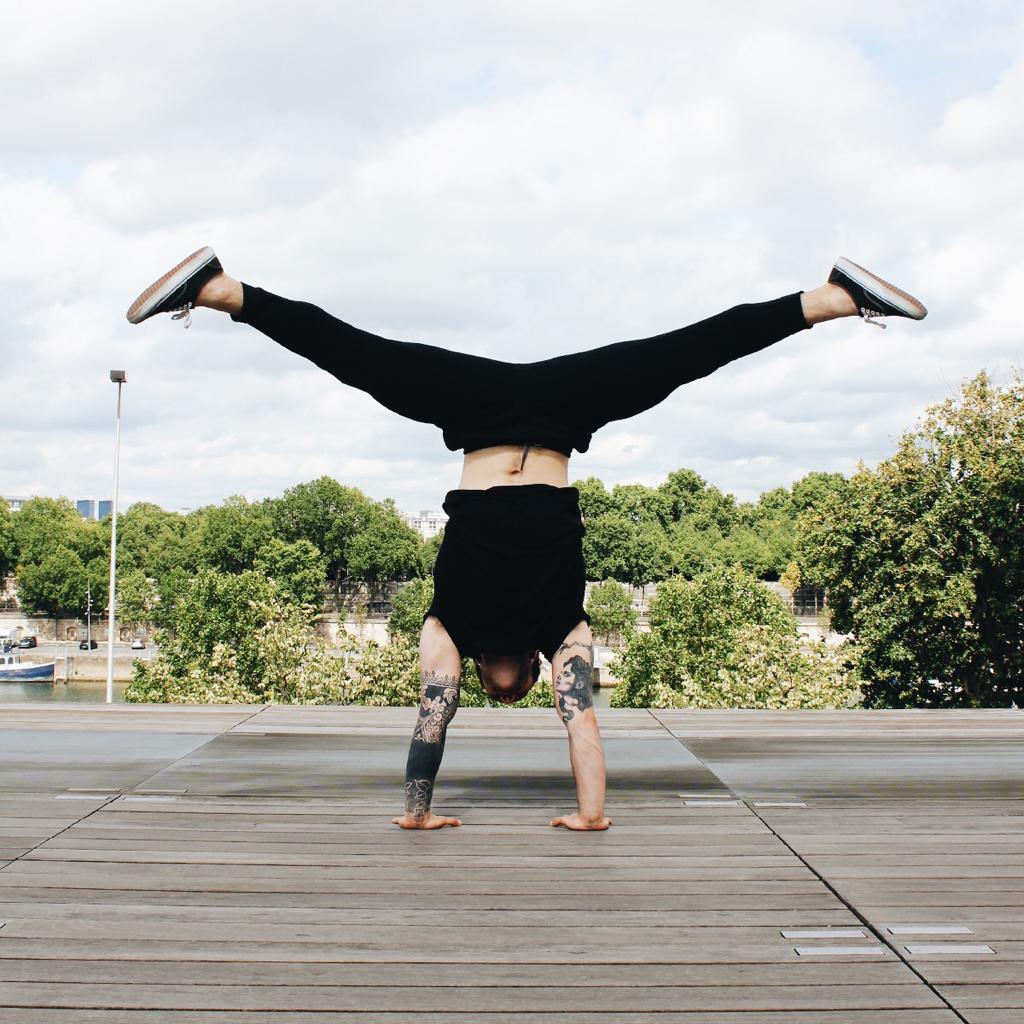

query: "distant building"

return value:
[3, 496, 29, 513]
[403, 509, 448, 538]
[74, 499, 113, 521]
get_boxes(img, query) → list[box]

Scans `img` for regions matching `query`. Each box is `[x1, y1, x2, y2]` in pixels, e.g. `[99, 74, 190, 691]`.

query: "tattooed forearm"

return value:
[553, 639, 593, 663]
[404, 778, 433, 818]
[404, 671, 460, 817]
[554, 652, 594, 724]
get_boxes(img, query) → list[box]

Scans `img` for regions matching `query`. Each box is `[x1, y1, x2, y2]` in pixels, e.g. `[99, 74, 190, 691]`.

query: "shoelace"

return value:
[170, 302, 194, 329]
[860, 307, 887, 329]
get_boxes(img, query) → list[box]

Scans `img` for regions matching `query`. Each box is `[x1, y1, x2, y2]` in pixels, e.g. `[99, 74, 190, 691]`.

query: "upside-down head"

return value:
[475, 649, 542, 704]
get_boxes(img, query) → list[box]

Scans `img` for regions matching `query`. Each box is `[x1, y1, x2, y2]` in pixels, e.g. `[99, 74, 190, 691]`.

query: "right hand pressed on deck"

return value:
[391, 812, 462, 830]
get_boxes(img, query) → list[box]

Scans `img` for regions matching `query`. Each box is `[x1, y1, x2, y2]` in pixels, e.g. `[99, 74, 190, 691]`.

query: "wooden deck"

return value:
[0, 705, 1022, 1022]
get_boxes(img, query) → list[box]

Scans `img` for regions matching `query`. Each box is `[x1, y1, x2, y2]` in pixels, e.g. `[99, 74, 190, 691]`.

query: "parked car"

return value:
[18, 636, 38, 649]
[79, 638, 98, 650]
[130, 638, 146, 650]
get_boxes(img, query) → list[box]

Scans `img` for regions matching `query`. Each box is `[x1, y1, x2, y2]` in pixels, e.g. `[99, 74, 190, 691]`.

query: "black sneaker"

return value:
[125, 246, 223, 329]
[828, 257, 928, 329]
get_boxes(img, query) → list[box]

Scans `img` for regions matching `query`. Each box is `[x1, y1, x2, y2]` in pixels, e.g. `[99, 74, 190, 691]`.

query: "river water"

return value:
[0, 680, 614, 707]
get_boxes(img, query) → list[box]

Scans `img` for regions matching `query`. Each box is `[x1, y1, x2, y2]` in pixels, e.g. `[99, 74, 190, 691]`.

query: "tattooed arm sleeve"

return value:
[404, 671, 461, 819]
[552, 639, 595, 725]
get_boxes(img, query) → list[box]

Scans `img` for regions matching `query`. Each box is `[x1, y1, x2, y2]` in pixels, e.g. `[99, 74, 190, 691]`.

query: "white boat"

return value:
[0, 650, 55, 681]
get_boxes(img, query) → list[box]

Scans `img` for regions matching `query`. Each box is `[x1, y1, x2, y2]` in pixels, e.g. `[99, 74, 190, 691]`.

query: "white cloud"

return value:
[1, 1, 1022, 514]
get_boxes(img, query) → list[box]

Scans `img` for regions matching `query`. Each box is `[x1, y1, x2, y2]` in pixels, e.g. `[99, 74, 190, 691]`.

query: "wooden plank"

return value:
[0, 958, 917, 986]
[0, 887, 843, 911]
[0, 902, 860, 928]
[0, 920, 869, 945]
[935, 985, 1024, 1009]
[0, 981, 946, 1011]
[0, 1008, 968, 1023]
[0, 937, 895, 963]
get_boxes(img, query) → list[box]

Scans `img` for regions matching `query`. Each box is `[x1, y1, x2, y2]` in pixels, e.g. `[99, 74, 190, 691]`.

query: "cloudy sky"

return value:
[3, 1, 1023, 517]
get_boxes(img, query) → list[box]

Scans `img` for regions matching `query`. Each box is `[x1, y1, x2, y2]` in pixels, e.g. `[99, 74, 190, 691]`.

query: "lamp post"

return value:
[106, 370, 126, 704]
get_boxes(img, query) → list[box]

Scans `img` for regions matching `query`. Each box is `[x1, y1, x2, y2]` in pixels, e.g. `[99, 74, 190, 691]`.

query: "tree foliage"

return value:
[0, 502, 16, 579]
[190, 496, 276, 575]
[343, 499, 421, 584]
[797, 370, 1024, 707]
[126, 573, 352, 705]
[117, 502, 188, 580]
[610, 566, 861, 709]
[17, 545, 91, 618]
[117, 569, 158, 631]
[272, 476, 369, 580]
[585, 580, 637, 644]
[12, 497, 103, 567]
[254, 537, 327, 613]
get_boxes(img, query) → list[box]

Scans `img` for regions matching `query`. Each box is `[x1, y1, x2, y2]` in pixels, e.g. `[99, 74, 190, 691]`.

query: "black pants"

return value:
[232, 284, 812, 456]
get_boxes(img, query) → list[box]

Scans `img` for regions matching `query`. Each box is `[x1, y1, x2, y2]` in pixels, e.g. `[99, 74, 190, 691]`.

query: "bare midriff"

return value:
[457, 445, 571, 490]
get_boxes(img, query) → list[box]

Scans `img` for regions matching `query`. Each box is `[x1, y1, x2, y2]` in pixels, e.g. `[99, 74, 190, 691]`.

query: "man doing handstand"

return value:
[127, 249, 927, 830]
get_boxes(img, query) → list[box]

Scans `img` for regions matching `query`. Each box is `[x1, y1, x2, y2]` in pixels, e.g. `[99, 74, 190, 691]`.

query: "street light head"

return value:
[109, 369, 127, 383]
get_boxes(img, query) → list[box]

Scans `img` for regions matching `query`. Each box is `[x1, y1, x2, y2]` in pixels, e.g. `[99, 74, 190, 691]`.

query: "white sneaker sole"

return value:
[125, 246, 217, 324]
[835, 257, 927, 319]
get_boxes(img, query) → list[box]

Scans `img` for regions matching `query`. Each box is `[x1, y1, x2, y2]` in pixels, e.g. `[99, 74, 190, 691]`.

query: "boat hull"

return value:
[0, 662, 56, 681]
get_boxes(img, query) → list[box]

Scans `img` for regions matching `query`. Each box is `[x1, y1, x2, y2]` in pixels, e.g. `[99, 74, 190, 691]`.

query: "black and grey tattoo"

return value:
[404, 671, 460, 818]
[553, 643, 594, 724]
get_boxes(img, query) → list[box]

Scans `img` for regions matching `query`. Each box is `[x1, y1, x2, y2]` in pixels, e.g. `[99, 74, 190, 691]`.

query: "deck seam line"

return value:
[647, 711, 971, 1022]
[0, 798, 120, 876]
[112, 704, 272, 797]
[745, 801, 971, 1024]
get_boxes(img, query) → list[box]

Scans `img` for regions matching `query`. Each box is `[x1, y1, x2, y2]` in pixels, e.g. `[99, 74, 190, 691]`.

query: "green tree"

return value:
[153, 567, 191, 631]
[610, 565, 860, 709]
[716, 522, 792, 579]
[666, 518, 721, 578]
[344, 500, 421, 585]
[791, 471, 849, 516]
[624, 522, 674, 587]
[17, 545, 90, 617]
[254, 537, 327, 612]
[658, 468, 737, 533]
[126, 577, 352, 705]
[117, 569, 158, 632]
[416, 529, 444, 577]
[610, 483, 669, 527]
[581, 513, 632, 581]
[0, 502, 16, 579]
[190, 496, 276, 574]
[574, 476, 614, 520]
[586, 581, 638, 645]
[388, 577, 435, 643]
[798, 369, 1024, 707]
[118, 502, 189, 579]
[779, 560, 802, 595]
[12, 496, 103, 566]
[272, 477, 371, 580]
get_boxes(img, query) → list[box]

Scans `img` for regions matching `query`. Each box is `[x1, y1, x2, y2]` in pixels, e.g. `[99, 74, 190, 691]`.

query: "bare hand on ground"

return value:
[392, 812, 462, 829]
[551, 813, 613, 831]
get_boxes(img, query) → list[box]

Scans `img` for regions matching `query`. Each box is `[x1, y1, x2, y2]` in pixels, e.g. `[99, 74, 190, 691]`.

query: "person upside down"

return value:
[127, 247, 927, 830]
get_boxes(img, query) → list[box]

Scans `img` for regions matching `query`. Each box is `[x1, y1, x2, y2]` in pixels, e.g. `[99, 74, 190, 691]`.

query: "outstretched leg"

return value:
[522, 282, 858, 438]
[196, 272, 514, 430]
